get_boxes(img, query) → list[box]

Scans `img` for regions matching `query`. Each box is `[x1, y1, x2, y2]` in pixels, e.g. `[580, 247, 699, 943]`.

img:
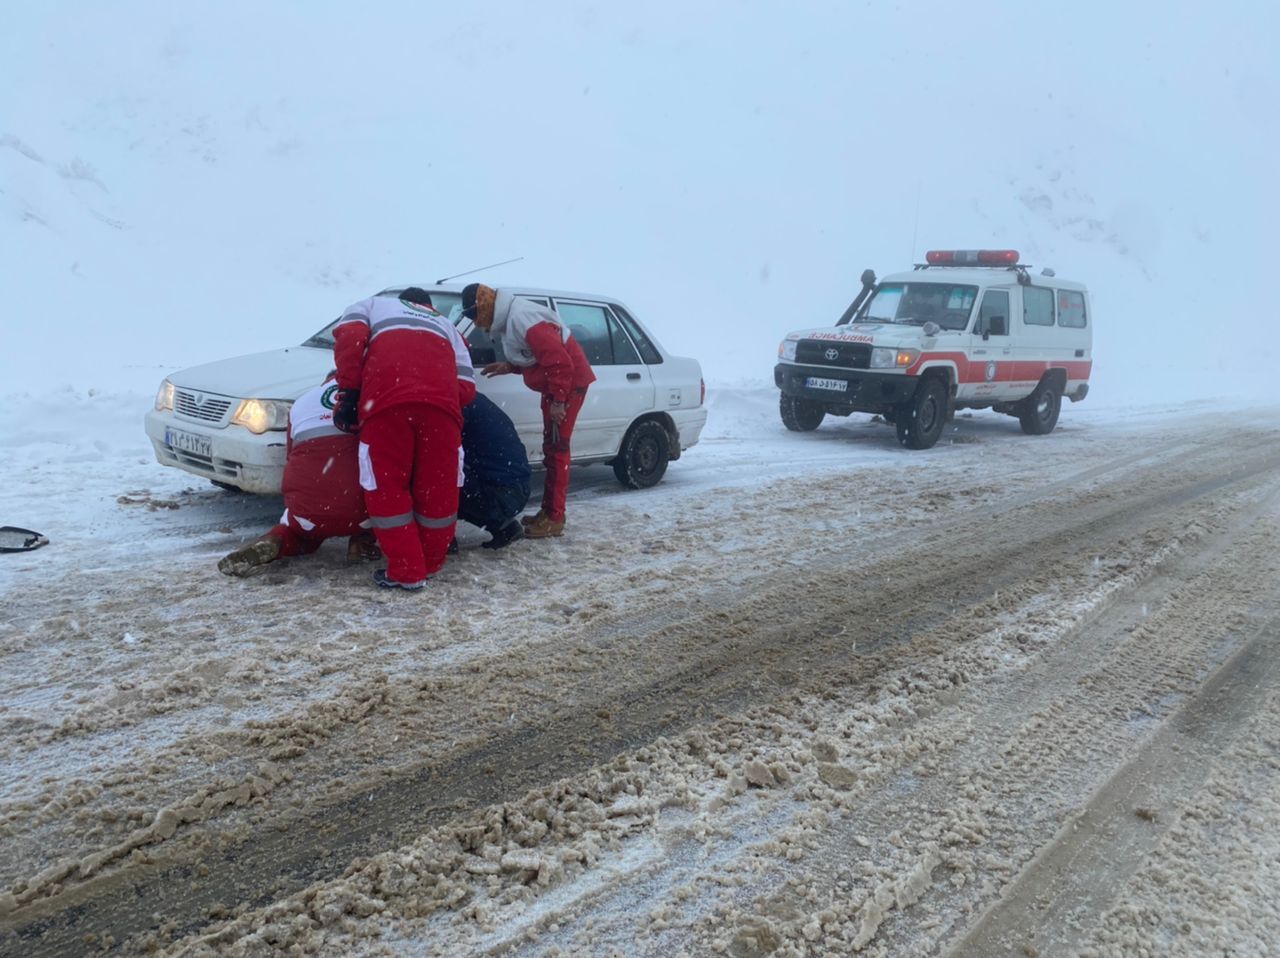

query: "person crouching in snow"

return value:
[459, 392, 531, 549]
[218, 375, 379, 577]
[461, 283, 595, 538]
[332, 287, 476, 590]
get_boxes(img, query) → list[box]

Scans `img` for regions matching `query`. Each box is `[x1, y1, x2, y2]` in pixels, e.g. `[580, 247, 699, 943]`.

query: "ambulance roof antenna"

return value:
[435, 257, 524, 285]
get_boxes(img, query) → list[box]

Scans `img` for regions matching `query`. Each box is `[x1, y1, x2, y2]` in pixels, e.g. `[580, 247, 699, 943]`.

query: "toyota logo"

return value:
[824, 348, 840, 361]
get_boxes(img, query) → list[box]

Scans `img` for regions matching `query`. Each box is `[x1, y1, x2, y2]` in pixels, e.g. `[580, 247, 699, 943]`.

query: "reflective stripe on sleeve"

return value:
[456, 364, 475, 380]
[291, 424, 347, 444]
[369, 512, 414, 529]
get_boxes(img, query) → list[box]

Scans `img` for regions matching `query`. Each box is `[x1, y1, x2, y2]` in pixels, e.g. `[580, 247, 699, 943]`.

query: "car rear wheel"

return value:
[1018, 379, 1062, 435]
[895, 378, 947, 450]
[780, 394, 825, 432]
[613, 420, 670, 489]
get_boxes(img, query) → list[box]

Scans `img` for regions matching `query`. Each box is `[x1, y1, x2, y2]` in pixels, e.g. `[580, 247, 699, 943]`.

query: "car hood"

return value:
[167, 346, 334, 400]
[786, 323, 933, 347]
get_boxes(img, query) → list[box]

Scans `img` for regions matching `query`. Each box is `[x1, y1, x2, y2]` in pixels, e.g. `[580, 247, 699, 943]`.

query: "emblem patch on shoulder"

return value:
[321, 384, 340, 409]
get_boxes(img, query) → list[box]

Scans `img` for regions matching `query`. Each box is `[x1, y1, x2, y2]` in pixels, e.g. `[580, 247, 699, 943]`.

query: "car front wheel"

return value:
[780, 394, 825, 431]
[612, 420, 671, 489]
[895, 378, 947, 450]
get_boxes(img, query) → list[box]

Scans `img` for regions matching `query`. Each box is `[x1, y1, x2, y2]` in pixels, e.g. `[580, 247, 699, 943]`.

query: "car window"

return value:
[1057, 289, 1087, 328]
[1023, 286, 1054, 327]
[555, 302, 641, 366]
[863, 283, 977, 329]
[976, 290, 1010, 336]
[609, 304, 663, 364]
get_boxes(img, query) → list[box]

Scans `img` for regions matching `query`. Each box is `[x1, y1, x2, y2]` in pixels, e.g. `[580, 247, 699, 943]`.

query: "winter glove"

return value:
[333, 389, 361, 433]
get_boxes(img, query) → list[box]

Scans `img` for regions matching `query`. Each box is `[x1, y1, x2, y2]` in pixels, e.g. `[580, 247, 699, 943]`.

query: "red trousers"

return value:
[358, 404, 461, 583]
[540, 387, 588, 522]
[265, 512, 365, 557]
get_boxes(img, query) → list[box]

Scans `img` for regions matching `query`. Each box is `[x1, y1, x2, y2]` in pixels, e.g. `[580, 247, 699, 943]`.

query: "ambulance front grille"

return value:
[174, 389, 233, 424]
[795, 340, 871, 369]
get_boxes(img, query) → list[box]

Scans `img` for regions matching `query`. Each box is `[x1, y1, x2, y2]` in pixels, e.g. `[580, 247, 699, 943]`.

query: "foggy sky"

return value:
[3, 1, 1276, 402]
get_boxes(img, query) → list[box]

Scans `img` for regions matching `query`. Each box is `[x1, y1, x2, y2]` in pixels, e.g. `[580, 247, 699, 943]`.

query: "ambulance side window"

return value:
[1023, 287, 1054, 327]
[1057, 290, 1087, 328]
[975, 290, 1010, 337]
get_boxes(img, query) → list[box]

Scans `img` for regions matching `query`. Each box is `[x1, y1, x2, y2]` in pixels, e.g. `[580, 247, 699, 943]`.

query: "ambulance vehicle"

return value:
[774, 250, 1092, 449]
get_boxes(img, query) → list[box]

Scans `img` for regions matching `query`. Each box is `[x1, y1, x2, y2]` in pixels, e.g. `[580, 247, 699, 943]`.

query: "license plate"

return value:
[165, 427, 212, 458]
[804, 376, 848, 392]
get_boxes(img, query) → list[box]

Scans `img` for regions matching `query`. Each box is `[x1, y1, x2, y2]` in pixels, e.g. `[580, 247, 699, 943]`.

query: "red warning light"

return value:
[925, 250, 1020, 266]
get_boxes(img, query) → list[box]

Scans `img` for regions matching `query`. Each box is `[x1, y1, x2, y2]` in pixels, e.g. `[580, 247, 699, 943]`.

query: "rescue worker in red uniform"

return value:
[217, 376, 378, 576]
[461, 283, 596, 538]
[333, 287, 476, 589]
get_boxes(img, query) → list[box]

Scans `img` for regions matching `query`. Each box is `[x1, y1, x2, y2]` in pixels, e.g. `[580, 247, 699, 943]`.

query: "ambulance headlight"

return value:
[871, 347, 920, 369]
[232, 399, 292, 434]
[154, 379, 175, 412]
[778, 339, 797, 361]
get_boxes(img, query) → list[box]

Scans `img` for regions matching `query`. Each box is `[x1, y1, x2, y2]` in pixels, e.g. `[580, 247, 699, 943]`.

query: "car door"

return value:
[966, 288, 1015, 400]
[551, 299, 656, 459]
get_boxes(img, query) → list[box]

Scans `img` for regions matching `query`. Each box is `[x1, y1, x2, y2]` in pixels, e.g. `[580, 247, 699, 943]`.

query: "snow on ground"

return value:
[4, 381, 1280, 956]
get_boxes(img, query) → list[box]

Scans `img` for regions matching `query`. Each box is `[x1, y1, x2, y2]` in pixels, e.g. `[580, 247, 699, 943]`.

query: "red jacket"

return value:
[521, 322, 596, 400]
[333, 295, 477, 425]
[281, 383, 365, 529]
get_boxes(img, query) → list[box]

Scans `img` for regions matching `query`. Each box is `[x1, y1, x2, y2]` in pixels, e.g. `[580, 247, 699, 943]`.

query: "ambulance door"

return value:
[966, 288, 1014, 401]
[1011, 285, 1057, 398]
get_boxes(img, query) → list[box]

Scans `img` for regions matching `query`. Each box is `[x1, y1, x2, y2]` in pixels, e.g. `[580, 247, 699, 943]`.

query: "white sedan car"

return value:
[144, 286, 707, 493]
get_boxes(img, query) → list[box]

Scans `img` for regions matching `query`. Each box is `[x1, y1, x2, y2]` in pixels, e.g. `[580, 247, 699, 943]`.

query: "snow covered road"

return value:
[3, 388, 1279, 956]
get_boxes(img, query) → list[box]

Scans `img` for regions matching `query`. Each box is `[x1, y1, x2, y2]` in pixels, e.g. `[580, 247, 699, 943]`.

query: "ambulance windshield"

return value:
[862, 283, 978, 331]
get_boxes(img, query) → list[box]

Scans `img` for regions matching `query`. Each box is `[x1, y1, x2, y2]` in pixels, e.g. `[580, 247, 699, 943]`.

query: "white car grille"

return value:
[174, 389, 233, 424]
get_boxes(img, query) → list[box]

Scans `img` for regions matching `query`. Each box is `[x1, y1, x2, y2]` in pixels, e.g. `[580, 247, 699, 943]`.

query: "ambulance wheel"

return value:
[613, 420, 670, 489]
[1019, 381, 1062, 435]
[780, 395, 825, 432]
[895, 378, 946, 450]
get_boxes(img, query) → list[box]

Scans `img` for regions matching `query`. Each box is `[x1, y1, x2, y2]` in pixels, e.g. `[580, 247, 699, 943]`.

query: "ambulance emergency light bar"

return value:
[925, 249, 1020, 266]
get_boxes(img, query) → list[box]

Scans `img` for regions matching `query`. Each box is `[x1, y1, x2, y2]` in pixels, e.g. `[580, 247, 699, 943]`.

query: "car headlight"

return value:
[232, 399, 292, 434]
[778, 339, 798, 361]
[154, 379, 175, 411]
[870, 347, 920, 369]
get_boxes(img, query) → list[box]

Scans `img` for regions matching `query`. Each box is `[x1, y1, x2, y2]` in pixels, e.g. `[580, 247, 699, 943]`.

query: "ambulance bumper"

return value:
[774, 363, 919, 409]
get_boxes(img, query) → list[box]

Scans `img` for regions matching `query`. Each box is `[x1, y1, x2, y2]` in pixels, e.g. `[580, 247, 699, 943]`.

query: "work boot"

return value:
[346, 530, 382, 562]
[523, 514, 565, 539]
[218, 537, 281, 577]
[521, 509, 547, 528]
[481, 518, 525, 550]
[373, 569, 428, 591]
[447, 537, 459, 555]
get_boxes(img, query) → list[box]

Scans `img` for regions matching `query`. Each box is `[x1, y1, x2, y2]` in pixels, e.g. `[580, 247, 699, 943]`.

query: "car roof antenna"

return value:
[435, 257, 524, 285]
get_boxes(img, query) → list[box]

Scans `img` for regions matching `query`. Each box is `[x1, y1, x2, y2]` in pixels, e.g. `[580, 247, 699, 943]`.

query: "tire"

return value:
[1018, 379, 1062, 435]
[211, 480, 245, 493]
[894, 377, 947, 450]
[612, 420, 670, 489]
[779, 394, 825, 432]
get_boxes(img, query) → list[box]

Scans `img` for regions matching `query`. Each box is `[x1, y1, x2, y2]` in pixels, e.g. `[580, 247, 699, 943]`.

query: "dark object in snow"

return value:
[0, 526, 49, 553]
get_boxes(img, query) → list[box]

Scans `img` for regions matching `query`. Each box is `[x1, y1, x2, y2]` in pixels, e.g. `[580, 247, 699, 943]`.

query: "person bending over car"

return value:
[461, 283, 595, 539]
[332, 287, 476, 590]
[459, 392, 531, 549]
[218, 375, 379, 577]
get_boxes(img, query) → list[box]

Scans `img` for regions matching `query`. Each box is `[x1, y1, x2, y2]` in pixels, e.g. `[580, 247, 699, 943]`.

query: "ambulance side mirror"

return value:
[982, 315, 1007, 340]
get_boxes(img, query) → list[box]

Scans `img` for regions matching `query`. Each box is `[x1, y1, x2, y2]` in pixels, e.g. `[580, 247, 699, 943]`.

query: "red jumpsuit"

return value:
[489, 291, 596, 524]
[333, 295, 476, 583]
[265, 382, 367, 554]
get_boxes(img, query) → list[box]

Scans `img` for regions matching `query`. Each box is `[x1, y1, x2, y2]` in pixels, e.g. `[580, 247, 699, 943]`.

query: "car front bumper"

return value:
[144, 409, 287, 494]
[774, 362, 919, 409]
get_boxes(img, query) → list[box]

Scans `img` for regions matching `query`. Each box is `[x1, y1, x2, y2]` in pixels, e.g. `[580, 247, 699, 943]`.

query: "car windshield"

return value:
[302, 291, 463, 347]
[860, 283, 978, 330]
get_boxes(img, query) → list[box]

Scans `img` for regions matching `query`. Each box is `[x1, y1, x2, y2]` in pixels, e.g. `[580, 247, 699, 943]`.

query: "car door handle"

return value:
[627, 372, 642, 381]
